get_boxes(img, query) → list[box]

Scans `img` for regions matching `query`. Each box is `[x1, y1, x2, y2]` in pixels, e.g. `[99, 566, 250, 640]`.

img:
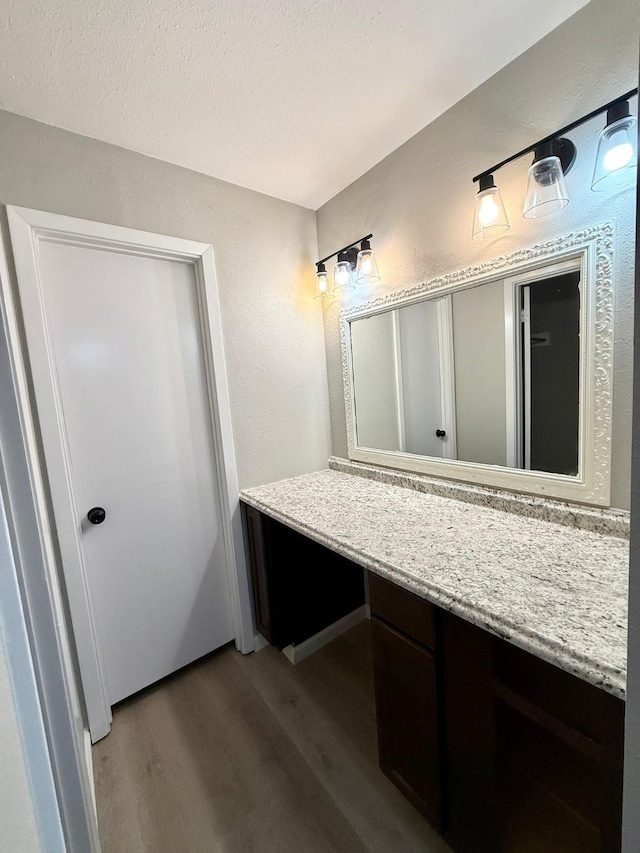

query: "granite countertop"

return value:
[241, 468, 629, 699]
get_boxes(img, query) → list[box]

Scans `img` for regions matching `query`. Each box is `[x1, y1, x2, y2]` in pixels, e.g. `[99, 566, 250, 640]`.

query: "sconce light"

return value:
[355, 238, 381, 284]
[314, 262, 330, 300]
[313, 234, 380, 300]
[523, 139, 574, 219]
[334, 250, 356, 292]
[592, 100, 638, 191]
[472, 88, 637, 231]
[472, 174, 509, 238]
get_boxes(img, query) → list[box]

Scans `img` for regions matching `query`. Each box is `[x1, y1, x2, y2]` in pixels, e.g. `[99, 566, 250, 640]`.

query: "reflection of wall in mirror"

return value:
[350, 313, 402, 451]
[452, 282, 507, 467]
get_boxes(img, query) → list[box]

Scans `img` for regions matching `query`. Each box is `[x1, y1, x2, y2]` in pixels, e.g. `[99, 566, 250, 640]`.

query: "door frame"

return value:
[503, 257, 583, 471]
[4, 206, 254, 741]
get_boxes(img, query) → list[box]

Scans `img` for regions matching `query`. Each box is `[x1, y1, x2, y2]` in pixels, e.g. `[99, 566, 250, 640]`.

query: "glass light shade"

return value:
[523, 155, 569, 219]
[355, 248, 381, 284]
[314, 270, 330, 300]
[334, 260, 355, 292]
[472, 186, 509, 239]
[591, 115, 638, 192]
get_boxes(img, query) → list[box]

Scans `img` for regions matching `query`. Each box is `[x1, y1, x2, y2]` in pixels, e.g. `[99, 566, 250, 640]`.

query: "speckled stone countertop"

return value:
[241, 469, 629, 699]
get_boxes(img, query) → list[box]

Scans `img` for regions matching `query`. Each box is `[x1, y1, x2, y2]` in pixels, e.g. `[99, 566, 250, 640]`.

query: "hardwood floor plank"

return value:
[235, 622, 450, 853]
[94, 623, 449, 853]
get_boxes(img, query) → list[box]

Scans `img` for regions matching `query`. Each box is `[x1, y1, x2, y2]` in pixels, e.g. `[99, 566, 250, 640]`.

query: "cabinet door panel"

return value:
[243, 503, 274, 644]
[372, 618, 442, 830]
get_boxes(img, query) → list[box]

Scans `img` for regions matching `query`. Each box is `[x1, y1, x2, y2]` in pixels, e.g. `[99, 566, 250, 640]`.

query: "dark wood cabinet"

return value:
[372, 618, 443, 830]
[241, 506, 624, 852]
[441, 608, 625, 853]
[241, 502, 365, 650]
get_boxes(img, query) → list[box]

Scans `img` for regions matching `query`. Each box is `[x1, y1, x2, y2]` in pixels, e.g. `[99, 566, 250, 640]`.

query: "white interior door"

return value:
[33, 240, 234, 709]
[397, 297, 457, 459]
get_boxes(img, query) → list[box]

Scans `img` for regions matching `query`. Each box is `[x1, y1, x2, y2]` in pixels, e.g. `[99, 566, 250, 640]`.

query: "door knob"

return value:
[436, 429, 446, 439]
[87, 507, 106, 525]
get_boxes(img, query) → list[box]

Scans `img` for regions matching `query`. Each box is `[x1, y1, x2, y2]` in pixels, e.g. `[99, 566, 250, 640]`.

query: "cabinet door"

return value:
[372, 618, 442, 831]
[242, 503, 274, 644]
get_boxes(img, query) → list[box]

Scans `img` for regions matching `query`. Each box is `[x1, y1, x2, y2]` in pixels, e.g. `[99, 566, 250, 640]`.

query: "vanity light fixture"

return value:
[355, 238, 381, 285]
[334, 250, 356, 292]
[523, 139, 574, 219]
[472, 88, 638, 229]
[314, 234, 380, 299]
[592, 99, 638, 191]
[314, 262, 330, 299]
[472, 174, 510, 238]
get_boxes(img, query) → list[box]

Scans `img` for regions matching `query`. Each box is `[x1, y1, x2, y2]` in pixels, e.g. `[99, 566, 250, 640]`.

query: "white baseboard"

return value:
[282, 604, 369, 665]
[253, 633, 269, 653]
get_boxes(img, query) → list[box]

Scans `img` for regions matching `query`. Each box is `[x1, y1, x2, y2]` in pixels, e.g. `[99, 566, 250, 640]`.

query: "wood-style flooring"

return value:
[93, 620, 451, 853]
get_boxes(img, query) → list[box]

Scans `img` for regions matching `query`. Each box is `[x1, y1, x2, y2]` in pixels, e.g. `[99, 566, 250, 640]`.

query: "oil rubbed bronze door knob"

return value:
[87, 507, 106, 525]
[436, 429, 446, 439]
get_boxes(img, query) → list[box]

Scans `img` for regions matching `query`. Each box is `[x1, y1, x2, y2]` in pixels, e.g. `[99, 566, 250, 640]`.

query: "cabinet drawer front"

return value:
[369, 573, 435, 649]
[493, 638, 624, 746]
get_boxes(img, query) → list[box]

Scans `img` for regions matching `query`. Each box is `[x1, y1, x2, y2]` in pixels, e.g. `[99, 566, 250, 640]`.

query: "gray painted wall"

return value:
[350, 311, 401, 451]
[452, 281, 508, 467]
[317, 0, 639, 509]
[0, 107, 334, 851]
[0, 110, 332, 491]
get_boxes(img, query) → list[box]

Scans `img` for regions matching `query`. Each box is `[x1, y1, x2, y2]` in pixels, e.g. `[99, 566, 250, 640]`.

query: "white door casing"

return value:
[7, 207, 254, 741]
[503, 257, 583, 471]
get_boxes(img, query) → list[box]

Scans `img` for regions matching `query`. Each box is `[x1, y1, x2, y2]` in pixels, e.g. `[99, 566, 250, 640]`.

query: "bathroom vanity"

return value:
[240, 217, 631, 851]
[241, 460, 629, 853]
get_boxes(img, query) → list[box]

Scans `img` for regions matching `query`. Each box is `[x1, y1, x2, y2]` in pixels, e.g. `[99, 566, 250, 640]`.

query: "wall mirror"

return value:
[341, 224, 613, 505]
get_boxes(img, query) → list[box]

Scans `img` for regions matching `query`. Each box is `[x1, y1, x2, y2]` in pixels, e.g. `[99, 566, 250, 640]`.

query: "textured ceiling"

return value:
[0, 0, 589, 208]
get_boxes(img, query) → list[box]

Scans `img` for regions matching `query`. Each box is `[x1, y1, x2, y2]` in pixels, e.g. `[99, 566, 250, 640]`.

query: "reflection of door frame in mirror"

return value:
[435, 296, 457, 460]
[340, 223, 613, 506]
[503, 257, 583, 472]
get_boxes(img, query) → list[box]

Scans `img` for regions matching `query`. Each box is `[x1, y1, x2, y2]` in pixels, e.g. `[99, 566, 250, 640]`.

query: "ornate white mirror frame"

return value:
[341, 223, 614, 506]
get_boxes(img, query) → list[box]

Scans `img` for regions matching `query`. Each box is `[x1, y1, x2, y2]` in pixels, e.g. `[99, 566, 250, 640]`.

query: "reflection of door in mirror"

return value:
[350, 299, 456, 456]
[524, 272, 580, 475]
[504, 260, 581, 477]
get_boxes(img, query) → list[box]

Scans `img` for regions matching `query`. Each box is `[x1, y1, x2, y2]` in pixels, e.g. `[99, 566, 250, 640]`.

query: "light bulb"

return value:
[472, 176, 509, 239]
[335, 266, 350, 286]
[355, 239, 381, 285]
[478, 194, 500, 226]
[314, 263, 331, 299]
[603, 134, 634, 172]
[334, 256, 355, 291]
[592, 101, 638, 192]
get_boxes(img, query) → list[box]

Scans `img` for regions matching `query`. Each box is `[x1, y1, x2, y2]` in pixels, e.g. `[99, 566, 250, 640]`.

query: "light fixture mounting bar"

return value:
[472, 88, 638, 184]
[316, 234, 373, 267]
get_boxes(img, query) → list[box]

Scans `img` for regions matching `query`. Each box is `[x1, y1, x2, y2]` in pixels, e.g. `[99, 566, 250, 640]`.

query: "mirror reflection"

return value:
[350, 260, 581, 477]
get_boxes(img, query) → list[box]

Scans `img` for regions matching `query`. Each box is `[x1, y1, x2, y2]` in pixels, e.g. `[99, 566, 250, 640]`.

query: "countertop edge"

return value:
[240, 490, 626, 700]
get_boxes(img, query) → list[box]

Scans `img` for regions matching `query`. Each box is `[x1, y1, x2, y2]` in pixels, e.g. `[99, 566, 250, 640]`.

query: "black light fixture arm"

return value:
[473, 88, 638, 184]
[316, 234, 373, 267]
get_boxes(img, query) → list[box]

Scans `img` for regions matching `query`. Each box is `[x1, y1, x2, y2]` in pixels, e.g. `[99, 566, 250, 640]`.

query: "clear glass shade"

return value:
[334, 260, 355, 292]
[314, 270, 330, 300]
[355, 248, 381, 284]
[591, 115, 638, 191]
[472, 186, 509, 239]
[523, 155, 569, 219]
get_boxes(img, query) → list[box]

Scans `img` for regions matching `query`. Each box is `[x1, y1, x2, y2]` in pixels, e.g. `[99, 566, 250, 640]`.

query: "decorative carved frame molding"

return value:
[341, 223, 614, 506]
